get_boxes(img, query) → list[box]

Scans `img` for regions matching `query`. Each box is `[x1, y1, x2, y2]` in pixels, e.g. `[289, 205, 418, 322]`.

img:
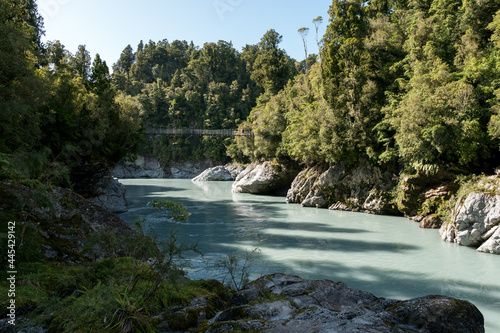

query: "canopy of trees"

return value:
[4, 0, 500, 188]
[112, 30, 299, 163]
[1, 0, 142, 194]
[237, 0, 500, 175]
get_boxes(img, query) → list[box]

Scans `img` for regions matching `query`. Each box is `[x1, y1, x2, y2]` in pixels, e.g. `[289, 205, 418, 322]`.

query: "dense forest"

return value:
[2, 0, 500, 190]
[109, 0, 500, 177]
[0, 0, 142, 195]
[237, 0, 500, 176]
[111, 31, 309, 163]
[2, 0, 500, 331]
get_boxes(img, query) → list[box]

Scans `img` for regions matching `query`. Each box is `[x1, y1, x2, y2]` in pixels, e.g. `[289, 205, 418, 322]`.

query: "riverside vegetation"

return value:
[0, 0, 498, 331]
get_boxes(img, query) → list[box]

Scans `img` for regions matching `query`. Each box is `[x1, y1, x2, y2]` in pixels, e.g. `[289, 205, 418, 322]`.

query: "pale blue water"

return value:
[118, 179, 500, 332]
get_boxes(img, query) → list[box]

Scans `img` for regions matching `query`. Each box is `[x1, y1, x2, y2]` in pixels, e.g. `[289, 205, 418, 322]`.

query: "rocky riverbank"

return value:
[112, 155, 220, 179]
[0, 179, 486, 332]
[0, 181, 143, 263]
[163, 273, 484, 333]
[193, 161, 500, 255]
[440, 175, 500, 254]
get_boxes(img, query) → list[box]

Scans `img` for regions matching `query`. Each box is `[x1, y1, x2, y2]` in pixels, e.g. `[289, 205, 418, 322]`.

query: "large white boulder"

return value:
[440, 191, 500, 254]
[232, 162, 298, 195]
[192, 166, 233, 181]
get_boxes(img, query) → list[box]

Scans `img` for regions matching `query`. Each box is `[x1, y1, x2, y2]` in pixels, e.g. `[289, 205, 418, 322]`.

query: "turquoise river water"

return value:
[118, 179, 500, 332]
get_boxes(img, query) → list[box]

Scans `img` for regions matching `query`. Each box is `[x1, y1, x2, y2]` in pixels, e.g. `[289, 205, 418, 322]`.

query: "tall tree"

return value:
[72, 45, 91, 83]
[113, 44, 135, 77]
[251, 29, 295, 95]
[313, 16, 323, 53]
[0, 0, 46, 153]
[298, 27, 310, 61]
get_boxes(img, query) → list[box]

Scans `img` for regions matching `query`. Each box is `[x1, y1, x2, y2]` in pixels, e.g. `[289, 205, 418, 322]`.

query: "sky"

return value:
[38, 0, 332, 69]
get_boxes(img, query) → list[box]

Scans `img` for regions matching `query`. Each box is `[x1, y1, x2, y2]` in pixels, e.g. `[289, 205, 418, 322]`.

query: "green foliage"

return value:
[114, 38, 267, 162]
[235, 0, 500, 174]
[0, 1, 143, 194]
[209, 248, 261, 291]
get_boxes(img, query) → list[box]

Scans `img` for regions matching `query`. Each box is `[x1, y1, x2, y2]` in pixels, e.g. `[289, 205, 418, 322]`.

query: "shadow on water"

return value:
[286, 257, 500, 316]
[119, 180, 500, 332]
[122, 184, 185, 197]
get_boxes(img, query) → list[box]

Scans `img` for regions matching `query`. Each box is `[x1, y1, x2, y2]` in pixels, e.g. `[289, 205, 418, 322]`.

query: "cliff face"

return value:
[0, 182, 138, 263]
[113, 155, 219, 179]
[440, 175, 500, 255]
[286, 163, 399, 215]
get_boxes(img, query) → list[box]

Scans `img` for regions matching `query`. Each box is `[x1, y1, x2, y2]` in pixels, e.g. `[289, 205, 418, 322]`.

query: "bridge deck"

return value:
[146, 127, 253, 137]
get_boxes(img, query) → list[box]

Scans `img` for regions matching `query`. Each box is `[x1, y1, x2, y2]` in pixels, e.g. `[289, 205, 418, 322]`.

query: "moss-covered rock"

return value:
[286, 162, 399, 214]
[199, 273, 485, 333]
[0, 182, 137, 264]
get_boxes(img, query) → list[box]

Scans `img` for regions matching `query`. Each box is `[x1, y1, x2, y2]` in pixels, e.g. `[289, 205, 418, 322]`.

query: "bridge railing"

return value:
[146, 127, 254, 137]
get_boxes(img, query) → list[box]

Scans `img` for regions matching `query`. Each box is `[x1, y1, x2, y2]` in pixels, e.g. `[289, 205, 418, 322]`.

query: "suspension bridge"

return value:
[146, 127, 254, 137]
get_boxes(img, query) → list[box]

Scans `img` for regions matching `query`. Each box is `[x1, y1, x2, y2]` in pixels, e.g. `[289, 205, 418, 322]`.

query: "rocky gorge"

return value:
[187, 160, 500, 255]
[1, 159, 495, 332]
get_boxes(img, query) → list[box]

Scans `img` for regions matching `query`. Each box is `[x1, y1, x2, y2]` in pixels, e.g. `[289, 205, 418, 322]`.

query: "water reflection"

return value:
[119, 179, 500, 332]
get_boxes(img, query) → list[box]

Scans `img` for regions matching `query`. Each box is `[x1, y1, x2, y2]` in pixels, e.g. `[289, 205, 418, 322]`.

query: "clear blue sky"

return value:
[38, 0, 332, 69]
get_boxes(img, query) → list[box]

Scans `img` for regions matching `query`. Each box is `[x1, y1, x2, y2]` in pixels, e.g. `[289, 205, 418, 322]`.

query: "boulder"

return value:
[287, 163, 398, 214]
[440, 191, 500, 254]
[224, 164, 246, 179]
[419, 214, 443, 229]
[286, 166, 325, 204]
[89, 176, 128, 213]
[201, 273, 484, 333]
[192, 166, 233, 182]
[477, 226, 500, 254]
[232, 162, 298, 195]
[168, 161, 215, 179]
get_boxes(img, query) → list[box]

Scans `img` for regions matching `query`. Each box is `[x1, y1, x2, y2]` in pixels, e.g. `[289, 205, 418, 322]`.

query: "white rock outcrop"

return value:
[440, 191, 500, 254]
[192, 166, 233, 181]
[232, 162, 298, 195]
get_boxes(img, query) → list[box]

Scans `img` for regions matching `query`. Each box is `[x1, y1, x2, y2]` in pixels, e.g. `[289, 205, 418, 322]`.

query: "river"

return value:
[118, 179, 500, 332]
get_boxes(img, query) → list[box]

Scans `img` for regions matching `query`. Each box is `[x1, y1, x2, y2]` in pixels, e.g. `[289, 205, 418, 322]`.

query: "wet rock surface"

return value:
[193, 166, 234, 182]
[287, 163, 398, 214]
[191, 273, 484, 333]
[232, 162, 299, 195]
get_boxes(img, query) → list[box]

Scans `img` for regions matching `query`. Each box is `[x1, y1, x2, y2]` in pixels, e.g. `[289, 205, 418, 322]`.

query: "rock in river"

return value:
[200, 273, 484, 333]
[441, 190, 500, 254]
[192, 166, 234, 182]
[232, 161, 298, 195]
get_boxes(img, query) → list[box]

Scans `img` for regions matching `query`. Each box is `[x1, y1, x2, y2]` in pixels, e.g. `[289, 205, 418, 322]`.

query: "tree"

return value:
[298, 27, 310, 61]
[113, 44, 135, 77]
[0, 0, 46, 153]
[313, 16, 323, 53]
[72, 45, 91, 82]
[251, 29, 295, 95]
